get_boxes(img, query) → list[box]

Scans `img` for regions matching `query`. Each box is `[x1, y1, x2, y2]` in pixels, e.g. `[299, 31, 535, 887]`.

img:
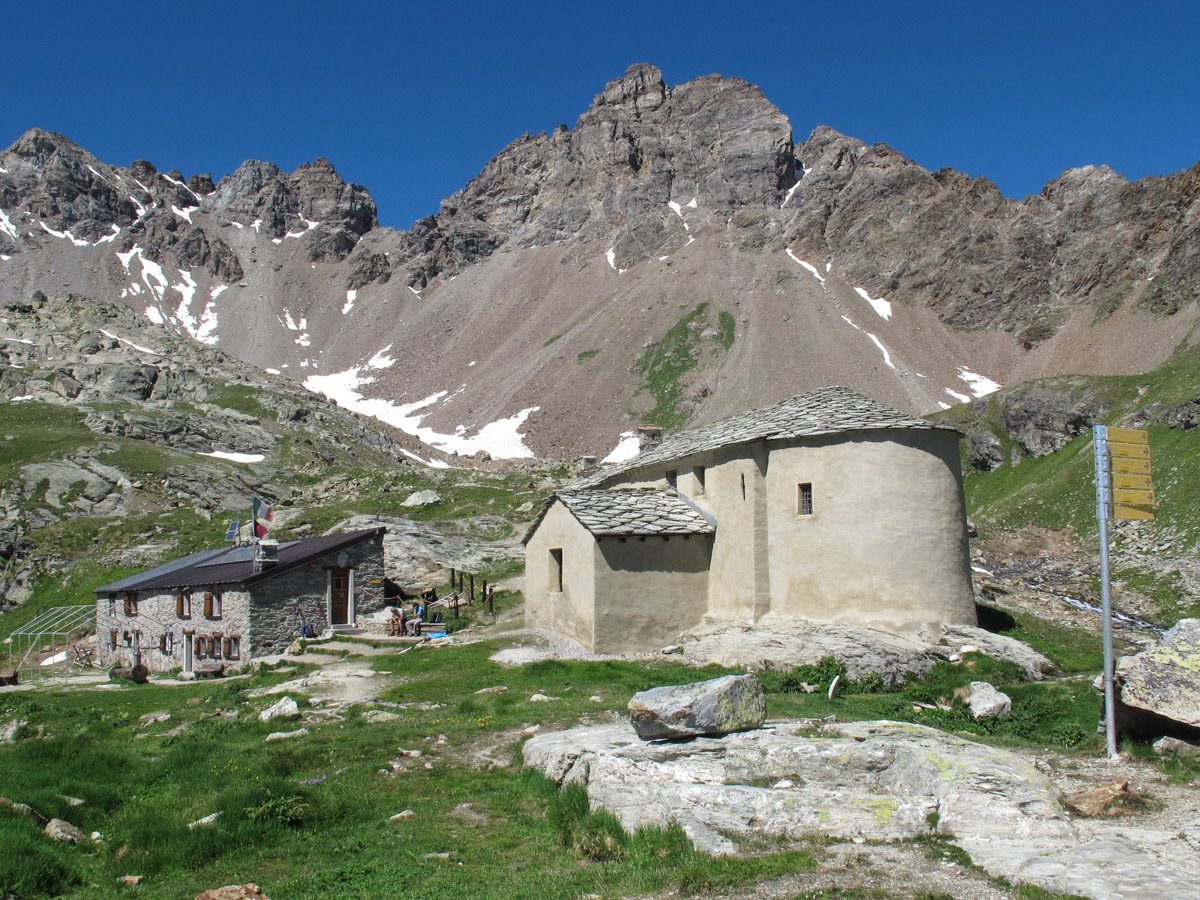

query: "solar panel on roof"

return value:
[196, 546, 254, 567]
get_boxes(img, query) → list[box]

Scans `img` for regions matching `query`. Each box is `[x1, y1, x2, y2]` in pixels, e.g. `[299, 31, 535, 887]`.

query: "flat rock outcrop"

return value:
[679, 618, 1053, 682]
[524, 719, 1200, 900]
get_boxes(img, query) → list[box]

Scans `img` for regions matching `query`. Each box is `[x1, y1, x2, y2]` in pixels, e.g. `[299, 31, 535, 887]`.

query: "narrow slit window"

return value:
[549, 548, 564, 593]
[694, 466, 706, 496]
[665, 469, 677, 490]
[798, 483, 814, 516]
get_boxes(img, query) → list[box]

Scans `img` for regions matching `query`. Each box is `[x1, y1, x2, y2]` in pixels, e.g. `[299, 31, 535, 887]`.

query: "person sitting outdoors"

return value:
[409, 602, 425, 635]
[388, 607, 405, 637]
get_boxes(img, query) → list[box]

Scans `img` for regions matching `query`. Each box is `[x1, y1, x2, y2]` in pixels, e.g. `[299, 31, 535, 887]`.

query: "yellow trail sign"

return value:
[1106, 427, 1148, 444]
[1114, 504, 1155, 521]
[1109, 441, 1151, 460]
[1113, 473, 1153, 491]
[1112, 457, 1152, 475]
[1113, 488, 1155, 506]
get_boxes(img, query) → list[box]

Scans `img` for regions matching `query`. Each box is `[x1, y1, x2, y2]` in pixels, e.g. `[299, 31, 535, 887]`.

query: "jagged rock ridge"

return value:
[1, 64, 1198, 459]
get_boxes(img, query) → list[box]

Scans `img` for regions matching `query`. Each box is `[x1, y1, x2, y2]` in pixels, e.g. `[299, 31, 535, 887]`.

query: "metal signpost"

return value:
[1092, 425, 1154, 758]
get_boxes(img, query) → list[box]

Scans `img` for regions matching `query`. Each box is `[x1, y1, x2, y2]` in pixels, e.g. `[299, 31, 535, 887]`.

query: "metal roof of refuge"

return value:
[95, 528, 386, 594]
[578, 385, 955, 488]
[557, 488, 715, 537]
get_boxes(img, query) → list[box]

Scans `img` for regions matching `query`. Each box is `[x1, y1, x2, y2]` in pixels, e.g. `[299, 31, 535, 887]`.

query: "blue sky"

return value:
[5, 1, 1198, 228]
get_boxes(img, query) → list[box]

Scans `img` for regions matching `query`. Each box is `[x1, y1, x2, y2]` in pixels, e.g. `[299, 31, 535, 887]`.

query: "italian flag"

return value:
[253, 496, 274, 538]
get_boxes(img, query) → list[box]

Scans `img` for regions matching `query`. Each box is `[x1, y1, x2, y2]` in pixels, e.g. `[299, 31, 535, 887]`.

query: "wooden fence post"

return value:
[468, 574, 475, 606]
[488, 586, 494, 615]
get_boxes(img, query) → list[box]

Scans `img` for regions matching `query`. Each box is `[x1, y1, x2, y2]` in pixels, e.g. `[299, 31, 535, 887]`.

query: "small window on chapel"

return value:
[798, 483, 814, 517]
[549, 548, 564, 593]
[694, 466, 706, 496]
[665, 470, 677, 490]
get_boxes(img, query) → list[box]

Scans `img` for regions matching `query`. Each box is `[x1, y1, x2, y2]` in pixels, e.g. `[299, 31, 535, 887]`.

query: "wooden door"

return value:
[330, 568, 350, 625]
[183, 634, 193, 673]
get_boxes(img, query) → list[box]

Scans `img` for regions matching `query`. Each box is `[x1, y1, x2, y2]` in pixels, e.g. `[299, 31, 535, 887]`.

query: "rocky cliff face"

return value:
[2, 65, 1198, 460]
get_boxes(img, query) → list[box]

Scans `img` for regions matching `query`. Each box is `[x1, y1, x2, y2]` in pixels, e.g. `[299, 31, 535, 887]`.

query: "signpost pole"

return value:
[1093, 425, 1119, 758]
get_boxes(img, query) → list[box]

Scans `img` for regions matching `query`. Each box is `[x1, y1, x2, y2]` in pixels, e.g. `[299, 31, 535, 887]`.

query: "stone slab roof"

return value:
[580, 385, 955, 487]
[95, 528, 386, 593]
[529, 489, 716, 539]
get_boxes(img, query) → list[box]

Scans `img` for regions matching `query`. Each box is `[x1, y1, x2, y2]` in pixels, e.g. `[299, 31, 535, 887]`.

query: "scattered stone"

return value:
[966, 682, 1012, 719]
[139, 710, 171, 725]
[118, 875, 143, 886]
[194, 885, 269, 900]
[447, 802, 487, 824]
[1063, 780, 1132, 817]
[186, 698, 204, 706]
[362, 710, 402, 724]
[259, 696, 300, 722]
[187, 812, 223, 830]
[1154, 736, 1200, 758]
[179, 671, 197, 681]
[390, 810, 415, 820]
[61, 795, 85, 807]
[402, 490, 441, 507]
[475, 686, 508, 694]
[628, 674, 765, 741]
[422, 852, 451, 860]
[659, 644, 681, 655]
[397, 748, 423, 758]
[0, 719, 27, 743]
[44, 818, 86, 844]
[827, 674, 841, 700]
[265, 728, 308, 742]
[589, 695, 603, 702]
[0, 797, 48, 827]
[528, 693, 556, 702]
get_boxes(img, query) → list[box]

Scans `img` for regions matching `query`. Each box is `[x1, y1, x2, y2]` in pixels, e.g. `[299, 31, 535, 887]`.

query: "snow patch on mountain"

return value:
[854, 287, 892, 320]
[39, 221, 89, 247]
[786, 250, 825, 284]
[0, 209, 17, 243]
[958, 367, 1001, 398]
[303, 367, 538, 459]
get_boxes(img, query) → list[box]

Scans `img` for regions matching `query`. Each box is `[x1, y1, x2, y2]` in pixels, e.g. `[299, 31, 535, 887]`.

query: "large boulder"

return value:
[628, 674, 765, 740]
[1116, 618, 1200, 737]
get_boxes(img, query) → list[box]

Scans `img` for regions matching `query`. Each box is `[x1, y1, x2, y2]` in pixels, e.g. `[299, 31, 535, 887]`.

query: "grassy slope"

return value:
[0, 639, 1114, 900]
[937, 334, 1200, 625]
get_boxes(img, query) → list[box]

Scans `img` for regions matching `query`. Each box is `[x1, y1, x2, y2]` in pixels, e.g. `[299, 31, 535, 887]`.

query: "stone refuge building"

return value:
[524, 387, 976, 653]
[95, 527, 386, 673]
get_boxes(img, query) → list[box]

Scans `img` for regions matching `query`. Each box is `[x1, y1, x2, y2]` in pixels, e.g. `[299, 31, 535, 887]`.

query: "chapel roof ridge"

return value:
[579, 385, 957, 487]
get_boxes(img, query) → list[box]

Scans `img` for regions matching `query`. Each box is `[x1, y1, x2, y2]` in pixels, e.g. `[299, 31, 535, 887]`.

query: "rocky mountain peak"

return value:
[593, 63, 669, 111]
